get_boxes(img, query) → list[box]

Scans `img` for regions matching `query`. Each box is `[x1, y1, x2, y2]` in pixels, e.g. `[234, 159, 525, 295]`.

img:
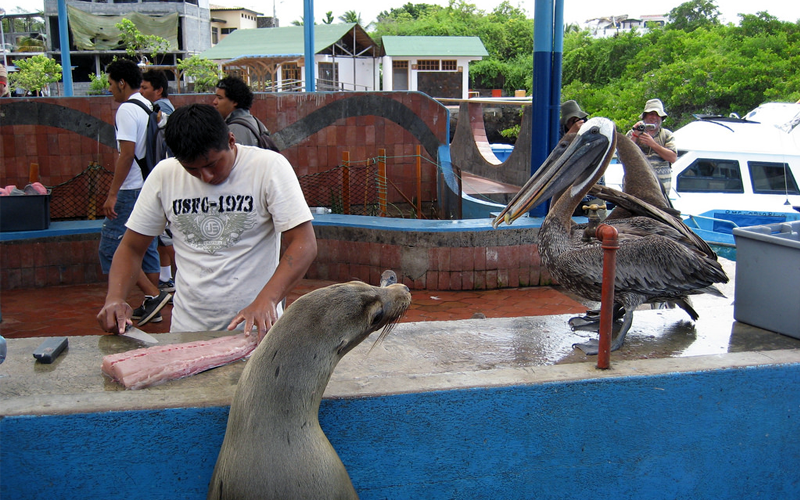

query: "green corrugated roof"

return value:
[200, 23, 360, 61]
[381, 36, 488, 57]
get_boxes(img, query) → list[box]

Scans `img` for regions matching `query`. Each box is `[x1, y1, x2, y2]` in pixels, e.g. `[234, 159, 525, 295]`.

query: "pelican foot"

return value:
[573, 339, 600, 355]
[569, 305, 626, 331]
[568, 310, 601, 330]
[572, 335, 626, 356]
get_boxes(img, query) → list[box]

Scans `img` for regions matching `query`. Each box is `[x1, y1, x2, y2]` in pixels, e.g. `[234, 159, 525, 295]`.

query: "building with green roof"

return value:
[381, 36, 488, 99]
[199, 27, 488, 98]
[199, 23, 380, 92]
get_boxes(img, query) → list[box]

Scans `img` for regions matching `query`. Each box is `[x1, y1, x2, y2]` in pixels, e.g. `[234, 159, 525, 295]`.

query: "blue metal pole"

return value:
[530, 0, 555, 216]
[550, 0, 564, 146]
[303, 0, 315, 92]
[57, 0, 73, 96]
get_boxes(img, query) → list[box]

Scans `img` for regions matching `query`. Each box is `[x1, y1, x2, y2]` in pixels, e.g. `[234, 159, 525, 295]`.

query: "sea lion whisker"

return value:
[367, 314, 404, 354]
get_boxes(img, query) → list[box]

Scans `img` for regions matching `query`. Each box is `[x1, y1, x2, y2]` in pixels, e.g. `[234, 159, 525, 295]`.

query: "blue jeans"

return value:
[98, 189, 160, 274]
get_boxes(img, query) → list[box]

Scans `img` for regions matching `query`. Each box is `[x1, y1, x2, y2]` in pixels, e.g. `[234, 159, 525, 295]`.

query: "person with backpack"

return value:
[100, 59, 171, 327]
[141, 69, 178, 295]
[214, 76, 278, 151]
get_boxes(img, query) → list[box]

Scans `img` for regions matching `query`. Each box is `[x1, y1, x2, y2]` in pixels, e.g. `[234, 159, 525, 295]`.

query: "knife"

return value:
[122, 324, 159, 344]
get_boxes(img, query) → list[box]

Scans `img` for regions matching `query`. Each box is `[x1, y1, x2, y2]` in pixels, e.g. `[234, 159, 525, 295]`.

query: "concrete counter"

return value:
[3, 310, 800, 499]
[4, 300, 800, 418]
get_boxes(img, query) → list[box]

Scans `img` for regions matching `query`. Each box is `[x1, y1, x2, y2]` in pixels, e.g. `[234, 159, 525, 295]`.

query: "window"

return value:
[441, 60, 457, 71]
[318, 62, 339, 91]
[392, 60, 409, 90]
[749, 161, 800, 195]
[676, 158, 744, 193]
[282, 63, 302, 90]
[211, 27, 219, 45]
[417, 60, 439, 71]
[221, 27, 237, 35]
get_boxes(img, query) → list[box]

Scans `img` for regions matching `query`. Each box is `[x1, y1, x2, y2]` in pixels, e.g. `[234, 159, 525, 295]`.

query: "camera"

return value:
[634, 123, 657, 132]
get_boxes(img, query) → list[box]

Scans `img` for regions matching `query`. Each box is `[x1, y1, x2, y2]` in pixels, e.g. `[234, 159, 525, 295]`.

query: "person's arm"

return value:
[227, 221, 317, 341]
[96, 229, 155, 334]
[104, 140, 136, 219]
[632, 127, 678, 164]
[646, 137, 677, 163]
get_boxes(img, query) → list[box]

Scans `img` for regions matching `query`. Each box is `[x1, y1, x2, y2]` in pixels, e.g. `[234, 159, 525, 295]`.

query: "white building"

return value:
[381, 36, 488, 100]
[584, 14, 668, 37]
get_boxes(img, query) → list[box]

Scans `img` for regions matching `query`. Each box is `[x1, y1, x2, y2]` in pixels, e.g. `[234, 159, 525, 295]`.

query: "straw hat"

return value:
[560, 100, 588, 127]
[642, 98, 667, 118]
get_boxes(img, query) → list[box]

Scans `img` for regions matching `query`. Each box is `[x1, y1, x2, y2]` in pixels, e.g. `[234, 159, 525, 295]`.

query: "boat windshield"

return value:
[676, 159, 744, 193]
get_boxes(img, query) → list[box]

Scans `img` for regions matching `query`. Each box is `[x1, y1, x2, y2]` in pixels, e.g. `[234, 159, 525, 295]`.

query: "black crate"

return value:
[0, 193, 51, 232]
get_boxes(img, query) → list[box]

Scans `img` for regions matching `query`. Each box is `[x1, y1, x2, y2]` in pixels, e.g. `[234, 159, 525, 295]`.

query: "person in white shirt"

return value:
[99, 59, 170, 327]
[97, 104, 317, 342]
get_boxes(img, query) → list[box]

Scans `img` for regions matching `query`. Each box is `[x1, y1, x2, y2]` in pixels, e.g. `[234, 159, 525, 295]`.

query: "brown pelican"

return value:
[493, 117, 728, 354]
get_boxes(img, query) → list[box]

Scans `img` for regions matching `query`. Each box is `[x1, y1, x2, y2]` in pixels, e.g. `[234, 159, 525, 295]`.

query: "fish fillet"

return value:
[102, 333, 258, 390]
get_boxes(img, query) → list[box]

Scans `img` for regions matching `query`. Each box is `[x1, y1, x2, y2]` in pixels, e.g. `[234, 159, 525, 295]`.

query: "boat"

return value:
[604, 102, 800, 258]
[681, 208, 800, 260]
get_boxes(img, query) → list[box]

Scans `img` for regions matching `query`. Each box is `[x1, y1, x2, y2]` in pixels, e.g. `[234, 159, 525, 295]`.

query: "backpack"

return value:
[123, 99, 171, 178]
[228, 115, 280, 152]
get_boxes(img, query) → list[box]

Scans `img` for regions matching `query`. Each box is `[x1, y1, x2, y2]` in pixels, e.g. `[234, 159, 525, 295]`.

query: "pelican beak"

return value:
[492, 117, 615, 227]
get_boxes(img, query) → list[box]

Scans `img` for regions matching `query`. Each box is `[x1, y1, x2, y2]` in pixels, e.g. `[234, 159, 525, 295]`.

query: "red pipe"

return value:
[595, 223, 619, 369]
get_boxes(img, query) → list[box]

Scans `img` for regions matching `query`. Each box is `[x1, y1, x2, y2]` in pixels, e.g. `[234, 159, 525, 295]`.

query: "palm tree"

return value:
[338, 10, 362, 25]
[16, 36, 45, 53]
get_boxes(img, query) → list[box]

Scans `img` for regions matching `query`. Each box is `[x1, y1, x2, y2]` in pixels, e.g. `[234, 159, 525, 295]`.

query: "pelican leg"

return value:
[568, 304, 624, 330]
[573, 307, 635, 355]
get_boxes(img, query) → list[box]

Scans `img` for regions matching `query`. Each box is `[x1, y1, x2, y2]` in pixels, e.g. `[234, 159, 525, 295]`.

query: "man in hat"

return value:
[626, 98, 677, 195]
[560, 100, 588, 137]
[0, 65, 10, 97]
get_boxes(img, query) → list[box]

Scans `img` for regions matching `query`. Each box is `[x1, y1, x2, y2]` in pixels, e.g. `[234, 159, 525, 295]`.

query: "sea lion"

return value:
[208, 280, 412, 500]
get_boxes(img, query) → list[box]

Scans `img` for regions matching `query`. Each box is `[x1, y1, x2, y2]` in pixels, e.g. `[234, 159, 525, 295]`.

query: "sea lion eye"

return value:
[371, 310, 384, 326]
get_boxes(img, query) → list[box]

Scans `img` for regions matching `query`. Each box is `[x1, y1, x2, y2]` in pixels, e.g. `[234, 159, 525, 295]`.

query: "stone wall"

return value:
[0, 217, 551, 291]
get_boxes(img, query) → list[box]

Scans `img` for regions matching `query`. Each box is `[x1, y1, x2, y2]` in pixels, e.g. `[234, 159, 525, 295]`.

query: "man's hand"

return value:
[636, 131, 657, 148]
[97, 300, 134, 335]
[103, 192, 118, 219]
[227, 298, 280, 343]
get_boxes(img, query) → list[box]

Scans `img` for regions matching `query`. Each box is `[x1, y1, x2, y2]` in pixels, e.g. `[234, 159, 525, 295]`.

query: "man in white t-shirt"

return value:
[99, 59, 171, 327]
[97, 104, 317, 341]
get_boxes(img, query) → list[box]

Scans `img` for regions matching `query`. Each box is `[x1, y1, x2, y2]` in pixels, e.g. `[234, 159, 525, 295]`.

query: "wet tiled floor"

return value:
[0, 280, 587, 339]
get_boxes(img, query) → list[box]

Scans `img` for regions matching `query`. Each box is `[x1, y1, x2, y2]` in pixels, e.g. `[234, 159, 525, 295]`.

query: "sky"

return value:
[1, 0, 798, 28]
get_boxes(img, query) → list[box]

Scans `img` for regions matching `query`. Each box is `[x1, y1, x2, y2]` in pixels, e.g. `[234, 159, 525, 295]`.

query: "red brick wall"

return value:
[0, 92, 446, 208]
[306, 239, 551, 291]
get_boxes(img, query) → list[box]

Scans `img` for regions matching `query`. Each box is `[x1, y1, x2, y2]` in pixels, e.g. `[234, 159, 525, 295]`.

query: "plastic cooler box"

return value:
[0, 193, 51, 232]
[732, 220, 800, 338]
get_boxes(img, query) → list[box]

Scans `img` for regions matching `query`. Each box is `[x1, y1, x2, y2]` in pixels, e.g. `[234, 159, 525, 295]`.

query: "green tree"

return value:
[322, 11, 334, 24]
[667, 0, 721, 32]
[339, 10, 363, 25]
[177, 55, 222, 93]
[377, 3, 443, 23]
[16, 35, 45, 52]
[115, 18, 171, 64]
[87, 72, 110, 95]
[8, 54, 62, 96]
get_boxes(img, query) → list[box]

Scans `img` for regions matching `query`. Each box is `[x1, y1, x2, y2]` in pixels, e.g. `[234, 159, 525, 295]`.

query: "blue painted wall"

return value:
[3, 364, 799, 499]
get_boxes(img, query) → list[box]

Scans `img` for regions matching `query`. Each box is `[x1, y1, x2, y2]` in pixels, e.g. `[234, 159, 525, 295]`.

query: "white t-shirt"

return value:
[115, 93, 151, 190]
[126, 145, 313, 332]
